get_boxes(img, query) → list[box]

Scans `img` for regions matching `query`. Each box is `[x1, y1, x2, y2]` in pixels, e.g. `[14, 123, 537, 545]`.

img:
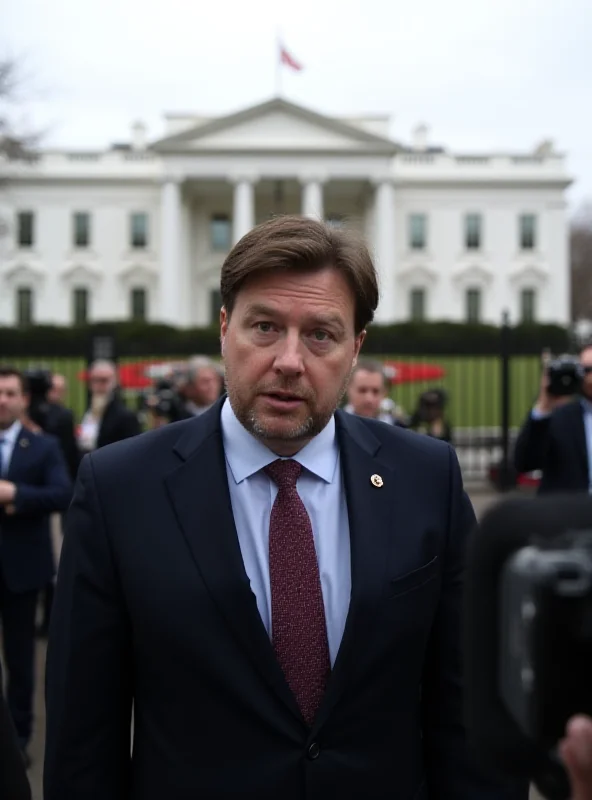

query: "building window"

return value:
[409, 288, 426, 321]
[17, 211, 34, 247]
[521, 288, 537, 323]
[16, 287, 34, 326]
[466, 287, 482, 323]
[520, 214, 537, 250]
[73, 287, 89, 324]
[130, 287, 147, 321]
[465, 213, 482, 250]
[130, 212, 149, 248]
[210, 215, 231, 252]
[326, 214, 345, 228]
[409, 214, 427, 250]
[73, 212, 91, 248]
[210, 289, 222, 325]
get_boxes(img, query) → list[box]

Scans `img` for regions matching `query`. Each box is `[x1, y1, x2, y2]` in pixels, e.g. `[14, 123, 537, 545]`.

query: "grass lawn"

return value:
[8, 354, 542, 429]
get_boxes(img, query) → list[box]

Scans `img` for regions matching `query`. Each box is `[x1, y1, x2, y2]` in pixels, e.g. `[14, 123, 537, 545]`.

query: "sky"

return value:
[3, 0, 592, 211]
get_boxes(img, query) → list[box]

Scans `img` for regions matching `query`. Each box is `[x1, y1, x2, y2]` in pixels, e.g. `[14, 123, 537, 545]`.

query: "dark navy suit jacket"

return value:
[0, 426, 72, 593]
[45, 400, 527, 800]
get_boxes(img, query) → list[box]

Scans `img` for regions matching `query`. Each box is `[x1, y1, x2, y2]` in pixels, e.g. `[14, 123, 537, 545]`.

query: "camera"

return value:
[546, 355, 583, 397]
[22, 367, 53, 429]
[138, 378, 186, 424]
[500, 529, 592, 749]
[465, 494, 592, 800]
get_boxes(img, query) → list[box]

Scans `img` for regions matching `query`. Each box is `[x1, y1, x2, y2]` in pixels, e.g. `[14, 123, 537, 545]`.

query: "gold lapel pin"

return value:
[20, 438, 30, 448]
[370, 474, 383, 488]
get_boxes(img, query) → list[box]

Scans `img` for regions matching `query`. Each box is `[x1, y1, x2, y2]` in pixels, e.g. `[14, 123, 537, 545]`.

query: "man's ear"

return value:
[220, 306, 227, 357]
[353, 330, 366, 366]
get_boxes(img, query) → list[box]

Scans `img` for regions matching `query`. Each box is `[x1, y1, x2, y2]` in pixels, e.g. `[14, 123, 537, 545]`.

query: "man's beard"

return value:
[224, 366, 353, 444]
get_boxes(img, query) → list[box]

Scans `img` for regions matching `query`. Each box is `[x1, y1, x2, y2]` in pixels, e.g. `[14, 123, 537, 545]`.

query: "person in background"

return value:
[178, 356, 224, 418]
[344, 359, 407, 425]
[47, 374, 67, 406]
[514, 344, 592, 494]
[0, 366, 72, 767]
[77, 360, 141, 453]
[409, 388, 452, 443]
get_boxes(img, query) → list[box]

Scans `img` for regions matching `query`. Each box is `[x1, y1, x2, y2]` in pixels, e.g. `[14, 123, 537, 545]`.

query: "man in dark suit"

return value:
[78, 360, 141, 453]
[514, 345, 592, 494]
[45, 216, 526, 800]
[0, 366, 72, 762]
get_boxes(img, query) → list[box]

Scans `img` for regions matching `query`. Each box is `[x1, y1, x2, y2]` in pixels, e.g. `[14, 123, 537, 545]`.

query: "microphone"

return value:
[464, 493, 592, 800]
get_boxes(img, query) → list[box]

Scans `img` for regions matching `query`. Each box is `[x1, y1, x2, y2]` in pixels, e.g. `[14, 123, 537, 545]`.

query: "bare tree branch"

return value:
[571, 201, 592, 321]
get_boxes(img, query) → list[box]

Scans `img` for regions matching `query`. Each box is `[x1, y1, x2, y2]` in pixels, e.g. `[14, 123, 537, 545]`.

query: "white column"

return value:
[301, 179, 324, 219]
[160, 176, 183, 325]
[373, 178, 397, 323]
[232, 178, 255, 243]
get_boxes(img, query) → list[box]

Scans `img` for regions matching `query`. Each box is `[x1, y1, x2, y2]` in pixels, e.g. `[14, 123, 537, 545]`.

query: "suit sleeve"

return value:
[12, 437, 73, 516]
[44, 455, 132, 800]
[513, 412, 551, 474]
[421, 446, 529, 800]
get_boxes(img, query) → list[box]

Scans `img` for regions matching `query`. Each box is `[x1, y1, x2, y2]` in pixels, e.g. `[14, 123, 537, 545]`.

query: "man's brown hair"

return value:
[0, 366, 26, 393]
[220, 215, 379, 334]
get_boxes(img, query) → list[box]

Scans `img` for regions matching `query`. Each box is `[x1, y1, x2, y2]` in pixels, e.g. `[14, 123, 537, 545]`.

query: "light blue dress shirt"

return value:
[220, 398, 351, 666]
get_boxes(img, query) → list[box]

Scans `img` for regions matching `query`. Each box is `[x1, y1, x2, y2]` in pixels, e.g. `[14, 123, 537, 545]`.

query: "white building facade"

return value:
[0, 98, 572, 328]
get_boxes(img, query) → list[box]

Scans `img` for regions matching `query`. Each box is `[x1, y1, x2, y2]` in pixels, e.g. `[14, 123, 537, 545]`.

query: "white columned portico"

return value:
[160, 176, 183, 325]
[232, 178, 256, 243]
[373, 178, 397, 323]
[301, 178, 324, 219]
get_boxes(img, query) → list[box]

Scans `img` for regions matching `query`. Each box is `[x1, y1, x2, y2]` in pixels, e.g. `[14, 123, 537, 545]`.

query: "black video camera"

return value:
[22, 368, 53, 430]
[138, 378, 186, 424]
[465, 494, 592, 800]
[546, 355, 583, 397]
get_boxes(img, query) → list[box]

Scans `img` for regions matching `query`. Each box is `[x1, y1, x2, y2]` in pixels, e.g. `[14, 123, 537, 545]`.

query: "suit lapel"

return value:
[163, 401, 304, 724]
[313, 411, 396, 730]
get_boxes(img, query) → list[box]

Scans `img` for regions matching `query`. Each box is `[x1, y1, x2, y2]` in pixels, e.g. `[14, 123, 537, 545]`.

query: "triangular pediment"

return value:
[152, 98, 397, 154]
[508, 264, 548, 285]
[452, 264, 494, 285]
[3, 263, 45, 285]
[60, 264, 102, 284]
[398, 264, 439, 284]
[118, 264, 158, 284]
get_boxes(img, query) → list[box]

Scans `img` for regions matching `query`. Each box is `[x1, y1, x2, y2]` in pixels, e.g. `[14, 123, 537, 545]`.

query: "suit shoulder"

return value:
[88, 417, 199, 475]
[344, 413, 452, 463]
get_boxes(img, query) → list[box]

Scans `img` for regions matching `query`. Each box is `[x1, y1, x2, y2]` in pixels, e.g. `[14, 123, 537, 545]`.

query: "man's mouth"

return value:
[261, 392, 305, 409]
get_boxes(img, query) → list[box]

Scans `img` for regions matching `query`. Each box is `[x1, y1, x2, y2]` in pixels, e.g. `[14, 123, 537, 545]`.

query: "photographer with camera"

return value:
[514, 346, 592, 494]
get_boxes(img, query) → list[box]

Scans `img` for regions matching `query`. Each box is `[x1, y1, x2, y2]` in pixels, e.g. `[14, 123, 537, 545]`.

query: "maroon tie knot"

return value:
[264, 459, 302, 490]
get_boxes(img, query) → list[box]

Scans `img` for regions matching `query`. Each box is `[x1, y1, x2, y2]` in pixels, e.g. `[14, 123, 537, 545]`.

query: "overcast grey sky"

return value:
[3, 0, 591, 210]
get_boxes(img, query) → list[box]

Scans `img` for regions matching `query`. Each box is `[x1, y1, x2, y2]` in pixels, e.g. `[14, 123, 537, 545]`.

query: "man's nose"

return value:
[273, 333, 305, 376]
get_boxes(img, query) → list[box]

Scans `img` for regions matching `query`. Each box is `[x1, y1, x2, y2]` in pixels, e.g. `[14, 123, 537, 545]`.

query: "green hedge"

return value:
[0, 320, 570, 358]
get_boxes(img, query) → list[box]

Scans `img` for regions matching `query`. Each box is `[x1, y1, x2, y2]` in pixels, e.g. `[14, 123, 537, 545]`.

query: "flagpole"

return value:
[275, 32, 282, 97]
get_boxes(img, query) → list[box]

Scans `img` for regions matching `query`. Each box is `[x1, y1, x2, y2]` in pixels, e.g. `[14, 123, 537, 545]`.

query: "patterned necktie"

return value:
[265, 459, 331, 726]
[0, 438, 4, 479]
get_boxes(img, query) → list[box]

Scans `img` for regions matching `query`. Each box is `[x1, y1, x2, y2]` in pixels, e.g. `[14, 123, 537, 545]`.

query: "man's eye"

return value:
[312, 330, 331, 342]
[255, 322, 273, 333]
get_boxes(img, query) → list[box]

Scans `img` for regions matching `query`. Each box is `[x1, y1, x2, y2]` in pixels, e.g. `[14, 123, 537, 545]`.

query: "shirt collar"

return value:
[0, 420, 22, 445]
[582, 397, 592, 415]
[221, 398, 339, 485]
